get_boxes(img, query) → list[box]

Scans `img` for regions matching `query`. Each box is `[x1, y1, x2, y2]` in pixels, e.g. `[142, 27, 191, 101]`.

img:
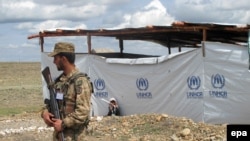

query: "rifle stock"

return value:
[42, 66, 65, 141]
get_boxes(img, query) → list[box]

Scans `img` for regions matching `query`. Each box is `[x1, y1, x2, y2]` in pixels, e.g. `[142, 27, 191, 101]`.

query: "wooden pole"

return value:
[248, 29, 250, 70]
[39, 32, 44, 52]
[87, 33, 91, 54]
[119, 39, 124, 57]
[167, 37, 171, 54]
[202, 29, 207, 57]
[178, 46, 181, 52]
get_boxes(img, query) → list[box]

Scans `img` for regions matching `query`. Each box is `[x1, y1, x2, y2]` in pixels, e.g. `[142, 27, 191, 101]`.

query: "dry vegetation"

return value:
[0, 62, 226, 141]
[0, 62, 43, 116]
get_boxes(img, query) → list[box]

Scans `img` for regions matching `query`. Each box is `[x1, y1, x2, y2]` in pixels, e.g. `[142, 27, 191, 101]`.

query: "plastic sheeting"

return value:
[41, 42, 250, 124]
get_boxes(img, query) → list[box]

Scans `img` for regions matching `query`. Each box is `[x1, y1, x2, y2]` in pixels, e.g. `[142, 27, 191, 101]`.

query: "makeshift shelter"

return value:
[28, 21, 250, 124]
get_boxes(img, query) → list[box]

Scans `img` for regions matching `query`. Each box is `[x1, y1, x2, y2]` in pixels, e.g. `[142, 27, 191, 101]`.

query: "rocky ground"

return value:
[0, 112, 227, 141]
[0, 62, 227, 141]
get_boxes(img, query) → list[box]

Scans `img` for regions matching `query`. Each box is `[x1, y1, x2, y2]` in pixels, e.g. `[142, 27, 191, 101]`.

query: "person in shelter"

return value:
[107, 97, 120, 116]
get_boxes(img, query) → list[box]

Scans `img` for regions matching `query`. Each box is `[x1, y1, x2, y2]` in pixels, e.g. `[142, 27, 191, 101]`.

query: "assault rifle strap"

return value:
[67, 72, 93, 106]
[68, 72, 93, 128]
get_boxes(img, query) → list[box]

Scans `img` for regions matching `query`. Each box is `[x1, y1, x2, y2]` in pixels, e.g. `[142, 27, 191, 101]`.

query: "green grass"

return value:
[0, 106, 42, 117]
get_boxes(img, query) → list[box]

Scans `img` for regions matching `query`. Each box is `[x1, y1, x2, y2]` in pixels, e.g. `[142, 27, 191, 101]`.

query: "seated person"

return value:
[107, 97, 120, 116]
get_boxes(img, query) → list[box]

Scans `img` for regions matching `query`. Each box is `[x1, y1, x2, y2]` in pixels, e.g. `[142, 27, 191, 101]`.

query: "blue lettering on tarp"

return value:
[187, 92, 203, 99]
[186, 75, 203, 99]
[94, 92, 108, 98]
[136, 92, 152, 99]
[209, 91, 227, 98]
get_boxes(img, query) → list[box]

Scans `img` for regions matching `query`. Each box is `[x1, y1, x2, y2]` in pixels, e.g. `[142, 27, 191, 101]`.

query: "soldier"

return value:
[41, 42, 93, 141]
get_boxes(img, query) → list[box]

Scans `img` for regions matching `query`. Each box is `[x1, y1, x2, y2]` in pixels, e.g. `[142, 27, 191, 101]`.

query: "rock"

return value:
[0, 113, 227, 141]
[181, 128, 191, 136]
[170, 134, 179, 141]
[0, 131, 6, 136]
[156, 114, 168, 122]
[122, 121, 130, 127]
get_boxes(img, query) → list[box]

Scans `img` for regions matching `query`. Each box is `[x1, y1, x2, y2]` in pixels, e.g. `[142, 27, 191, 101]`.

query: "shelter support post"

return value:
[202, 29, 207, 57]
[119, 39, 124, 57]
[178, 46, 181, 52]
[87, 33, 92, 54]
[167, 37, 171, 54]
[248, 29, 250, 70]
[39, 34, 44, 52]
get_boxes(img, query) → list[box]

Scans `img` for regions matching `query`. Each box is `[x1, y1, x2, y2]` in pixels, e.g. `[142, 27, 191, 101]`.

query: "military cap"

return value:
[48, 42, 75, 57]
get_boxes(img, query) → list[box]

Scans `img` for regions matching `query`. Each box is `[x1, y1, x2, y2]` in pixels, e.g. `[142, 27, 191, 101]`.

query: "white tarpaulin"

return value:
[41, 41, 250, 124]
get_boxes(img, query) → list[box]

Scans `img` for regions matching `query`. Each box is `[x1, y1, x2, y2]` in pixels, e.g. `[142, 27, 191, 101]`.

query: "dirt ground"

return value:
[0, 62, 227, 141]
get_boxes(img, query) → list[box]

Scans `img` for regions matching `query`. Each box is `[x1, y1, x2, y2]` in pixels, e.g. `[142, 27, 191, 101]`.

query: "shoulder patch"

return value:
[76, 87, 82, 94]
[75, 79, 83, 94]
[76, 79, 83, 86]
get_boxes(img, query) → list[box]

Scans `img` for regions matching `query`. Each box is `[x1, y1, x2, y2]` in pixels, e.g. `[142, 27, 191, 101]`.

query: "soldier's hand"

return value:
[42, 111, 54, 126]
[52, 118, 63, 132]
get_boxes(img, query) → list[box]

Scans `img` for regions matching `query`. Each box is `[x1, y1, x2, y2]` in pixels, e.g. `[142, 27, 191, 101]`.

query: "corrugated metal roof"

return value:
[28, 21, 250, 49]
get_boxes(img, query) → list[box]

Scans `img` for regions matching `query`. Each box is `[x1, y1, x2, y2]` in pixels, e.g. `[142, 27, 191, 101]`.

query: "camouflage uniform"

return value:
[44, 69, 92, 141]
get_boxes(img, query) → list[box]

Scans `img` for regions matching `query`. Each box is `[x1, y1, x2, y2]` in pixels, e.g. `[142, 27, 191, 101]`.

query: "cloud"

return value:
[1, 0, 36, 23]
[6, 43, 18, 48]
[34, 20, 87, 30]
[215, 0, 250, 10]
[16, 20, 88, 33]
[0, 0, 107, 23]
[115, 0, 175, 28]
[1, 0, 250, 62]
[8, 0, 175, 30]
[32, 0, 129, 6]
[21, 42, 36, 48]
[174, 0, 250, 24]
[16, 22, 33, 29]
[100, 0, 130, 5]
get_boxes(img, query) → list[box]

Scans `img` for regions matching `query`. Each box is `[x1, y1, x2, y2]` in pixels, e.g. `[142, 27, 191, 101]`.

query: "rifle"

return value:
[42, 66, 65, 141]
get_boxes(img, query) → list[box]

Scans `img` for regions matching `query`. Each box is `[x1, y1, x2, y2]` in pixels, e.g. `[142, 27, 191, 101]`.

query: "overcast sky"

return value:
[0, 0, 249, 62]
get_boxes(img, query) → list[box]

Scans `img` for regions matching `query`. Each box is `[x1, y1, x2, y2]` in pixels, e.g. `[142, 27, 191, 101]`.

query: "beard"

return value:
[56, 60, 64, 71]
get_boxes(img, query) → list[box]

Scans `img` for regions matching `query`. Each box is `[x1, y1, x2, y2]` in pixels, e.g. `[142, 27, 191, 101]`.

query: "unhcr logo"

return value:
[136, 78, 152, 99]
[211, 74, 225, 89]
[187, 76, 201, 90]
[186, 76, 203, 99]
[94, 78, 105, 90]
[136, 78, 149, 91]
[93, 78, 108, 98]
[209, 74, 227, 98]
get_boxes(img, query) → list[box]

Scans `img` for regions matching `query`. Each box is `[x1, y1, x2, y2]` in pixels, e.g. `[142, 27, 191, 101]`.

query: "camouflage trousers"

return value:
[53, 127, 86, 141]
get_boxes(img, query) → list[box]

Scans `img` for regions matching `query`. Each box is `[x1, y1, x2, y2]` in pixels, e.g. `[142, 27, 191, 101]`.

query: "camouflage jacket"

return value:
[52, 69, 92, 129]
